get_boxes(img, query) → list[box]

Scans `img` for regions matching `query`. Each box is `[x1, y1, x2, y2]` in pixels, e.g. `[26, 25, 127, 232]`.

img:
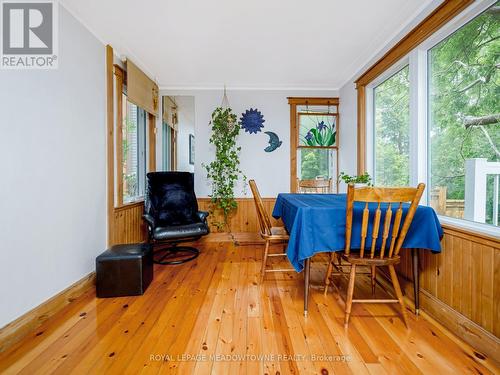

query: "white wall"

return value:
[338, 82, 358, 192]
[160, 89, 350, 197]
[174, 96, 195, 173]
[0, 6, 106, 327]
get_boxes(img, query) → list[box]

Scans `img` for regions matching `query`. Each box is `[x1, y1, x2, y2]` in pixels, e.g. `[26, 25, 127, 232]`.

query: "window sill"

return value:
[116, 199, 145, 211]
[437, 215, 500, 241]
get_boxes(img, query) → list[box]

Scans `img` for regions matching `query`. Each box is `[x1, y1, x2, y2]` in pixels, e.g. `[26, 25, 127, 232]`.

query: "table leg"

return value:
[411, 249, 420, 316]
[304, 258, 311, 317]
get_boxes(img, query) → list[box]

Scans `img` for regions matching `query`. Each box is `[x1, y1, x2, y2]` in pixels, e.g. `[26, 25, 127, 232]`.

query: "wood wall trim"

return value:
[290, 102, 298, 192]
[287, 97, 339, 105]
[148, 113, 156, 172]
[114, 200, 145, 212]
[0, 273, 95, 354]
[356, 85, 366, 174]
[197, 197, 276, 203]
[355, 0, 474, 174]
[441, 224, 500, 247]
[115, 65, 124, 207]
[106, 45, 115, 246]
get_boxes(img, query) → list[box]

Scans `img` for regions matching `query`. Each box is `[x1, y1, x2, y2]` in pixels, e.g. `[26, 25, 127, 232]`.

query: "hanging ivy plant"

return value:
[204, 107, 246, 230]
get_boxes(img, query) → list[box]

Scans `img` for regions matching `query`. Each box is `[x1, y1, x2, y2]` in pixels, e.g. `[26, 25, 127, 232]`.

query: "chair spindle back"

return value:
[298, 178, 332, 193]
[249, 180, 273, 237]
[345, 183, 425, 259]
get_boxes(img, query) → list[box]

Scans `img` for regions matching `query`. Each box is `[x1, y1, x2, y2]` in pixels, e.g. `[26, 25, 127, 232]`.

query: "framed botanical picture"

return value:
[189, 134, 195, 165]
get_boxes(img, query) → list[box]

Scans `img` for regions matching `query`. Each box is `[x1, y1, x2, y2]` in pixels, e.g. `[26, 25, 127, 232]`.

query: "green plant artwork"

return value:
[299, 114, 337, 147]
[203, 107, 246, 230]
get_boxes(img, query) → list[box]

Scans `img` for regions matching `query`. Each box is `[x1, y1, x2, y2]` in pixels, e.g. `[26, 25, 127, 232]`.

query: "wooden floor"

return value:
[0, 240, 497, 375]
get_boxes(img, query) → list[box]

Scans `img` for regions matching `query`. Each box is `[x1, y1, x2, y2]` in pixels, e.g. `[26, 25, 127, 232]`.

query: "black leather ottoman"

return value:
[96, 243, 153, 298]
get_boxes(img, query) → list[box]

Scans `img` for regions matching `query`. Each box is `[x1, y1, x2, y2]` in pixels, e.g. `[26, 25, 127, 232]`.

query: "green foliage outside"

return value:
[300, 149, 331, 180]
[374, 4, 499, 224]
[374, 65, 410, 187]
[123, 115, 138, 201]
[428, 4, 499, 224]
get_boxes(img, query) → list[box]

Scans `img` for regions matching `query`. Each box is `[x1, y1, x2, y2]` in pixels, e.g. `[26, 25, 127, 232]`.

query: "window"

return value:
[122, 97, 147, 203]
[289, 98, 339, 193]
[428, 3, 499, 226]
[298, 110, 338, 184]
[373, 65, 410, 186]
[366, 1, 499, 231]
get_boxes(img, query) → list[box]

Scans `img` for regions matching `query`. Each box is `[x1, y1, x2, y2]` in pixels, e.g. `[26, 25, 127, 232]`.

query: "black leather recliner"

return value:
[143, 171, 209, 265]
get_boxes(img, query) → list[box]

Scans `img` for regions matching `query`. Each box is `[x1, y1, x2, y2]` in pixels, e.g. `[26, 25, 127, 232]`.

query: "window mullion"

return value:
[409, 49, 428, 203]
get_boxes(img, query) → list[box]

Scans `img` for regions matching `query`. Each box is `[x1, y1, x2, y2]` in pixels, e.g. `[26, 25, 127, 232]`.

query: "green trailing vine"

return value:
[203, 107, 246, 230]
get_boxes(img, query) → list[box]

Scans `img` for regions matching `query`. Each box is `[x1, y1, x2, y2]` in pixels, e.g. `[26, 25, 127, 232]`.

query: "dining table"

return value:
[272, 193, 444, 316]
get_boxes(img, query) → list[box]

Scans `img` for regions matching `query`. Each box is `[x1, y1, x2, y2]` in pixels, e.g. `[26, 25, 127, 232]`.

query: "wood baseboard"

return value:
[0, 272, 96, 353]
[377, 270, 500, 368]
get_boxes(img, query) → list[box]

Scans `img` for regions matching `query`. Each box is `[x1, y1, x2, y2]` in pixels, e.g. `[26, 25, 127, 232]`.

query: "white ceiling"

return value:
[60, 0, 437, 90]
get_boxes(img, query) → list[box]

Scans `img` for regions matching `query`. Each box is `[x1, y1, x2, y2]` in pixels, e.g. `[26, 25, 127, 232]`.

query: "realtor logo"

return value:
[1, 0, 58, 69]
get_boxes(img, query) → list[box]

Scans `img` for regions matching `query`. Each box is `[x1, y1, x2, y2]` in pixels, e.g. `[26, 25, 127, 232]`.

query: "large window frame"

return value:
[363, 0, 499, 237]
[288, 97, 340, 193]
[114, 64, 156, 207]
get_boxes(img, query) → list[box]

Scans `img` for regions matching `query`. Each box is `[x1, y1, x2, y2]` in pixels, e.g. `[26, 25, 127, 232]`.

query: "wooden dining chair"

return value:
[324, 183, 425, 328]
[249, 180, 294, 282]
[298, 178, 332, 193]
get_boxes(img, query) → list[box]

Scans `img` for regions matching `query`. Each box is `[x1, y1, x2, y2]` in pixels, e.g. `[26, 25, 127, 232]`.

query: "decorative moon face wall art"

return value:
[240, 108, 265, 134]
[264, 131, 282, 152]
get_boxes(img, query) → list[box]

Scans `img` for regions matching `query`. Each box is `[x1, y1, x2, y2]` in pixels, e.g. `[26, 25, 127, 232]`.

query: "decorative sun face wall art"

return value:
[299, 113, 337, 147]
[240, 108, 265, 134]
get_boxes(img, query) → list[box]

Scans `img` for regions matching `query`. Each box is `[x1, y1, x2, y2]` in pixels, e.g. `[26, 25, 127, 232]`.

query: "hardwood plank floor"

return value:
[0, 240, 497, 375]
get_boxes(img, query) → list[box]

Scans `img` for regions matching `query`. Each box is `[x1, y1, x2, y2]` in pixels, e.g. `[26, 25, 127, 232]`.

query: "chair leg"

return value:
[337, 252, 343, 273]
[324, 252, 335, 296]
[370, 265, 376, 295]
[389, 265, 409, 328]
[261, 240, 270, 283]
[344, 264, 356, 328]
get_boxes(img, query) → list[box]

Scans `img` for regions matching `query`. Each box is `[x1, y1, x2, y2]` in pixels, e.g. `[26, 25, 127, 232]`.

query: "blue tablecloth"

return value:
[272, 194, 443, 272]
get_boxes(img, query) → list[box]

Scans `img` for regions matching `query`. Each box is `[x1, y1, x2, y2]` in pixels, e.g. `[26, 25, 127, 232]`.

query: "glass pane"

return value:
[297, 148, 337, 192]
[373, 65, 410, 186]
[428, 3, 499, 226]
[123, 99, 139, 203]
[298, 113, 337, 147]
[136, 107, 147, 198]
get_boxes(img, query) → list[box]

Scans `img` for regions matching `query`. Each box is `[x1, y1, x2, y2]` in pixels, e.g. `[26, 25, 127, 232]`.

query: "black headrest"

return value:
[145, 172, 199, 226]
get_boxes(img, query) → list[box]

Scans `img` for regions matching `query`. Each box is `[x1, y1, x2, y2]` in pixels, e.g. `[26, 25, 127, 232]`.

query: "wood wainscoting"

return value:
[197, 197, 281, 233]
[111, 201, 148, 245]
[395, 225, 500, 360]
[109, 198, 280, 245]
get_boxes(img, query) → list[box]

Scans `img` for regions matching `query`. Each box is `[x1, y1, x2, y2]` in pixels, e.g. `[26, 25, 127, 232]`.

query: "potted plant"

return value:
[203, 107, 246, 231]
[338, 172, 373, 188]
